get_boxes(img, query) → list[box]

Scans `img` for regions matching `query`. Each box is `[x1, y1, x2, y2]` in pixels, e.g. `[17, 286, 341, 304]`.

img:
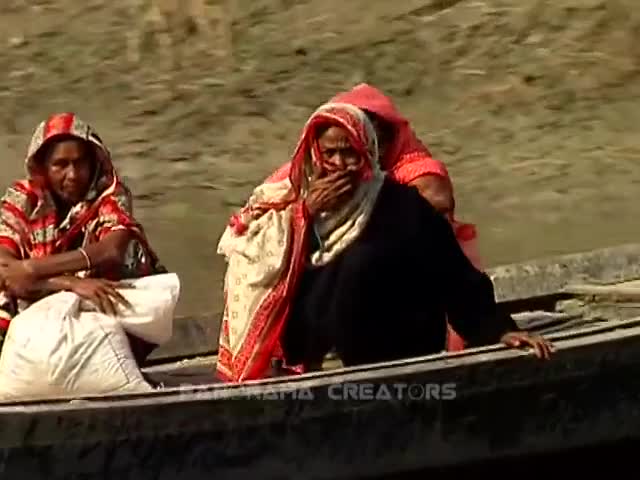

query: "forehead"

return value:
[47, 138, 87, 159]
[317, 126, 351, 146]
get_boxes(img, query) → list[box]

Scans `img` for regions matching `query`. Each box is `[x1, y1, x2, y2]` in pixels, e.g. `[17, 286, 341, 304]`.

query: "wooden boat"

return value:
[3, 243, 640, 479]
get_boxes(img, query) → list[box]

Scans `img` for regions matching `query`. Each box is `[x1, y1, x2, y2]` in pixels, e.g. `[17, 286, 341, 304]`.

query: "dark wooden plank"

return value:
[149, 243, 640, 362]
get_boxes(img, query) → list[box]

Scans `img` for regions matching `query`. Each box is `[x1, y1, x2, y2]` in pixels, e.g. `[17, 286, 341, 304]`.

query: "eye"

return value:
[50, 158, 69, 169]
[323, 148, 337, 158]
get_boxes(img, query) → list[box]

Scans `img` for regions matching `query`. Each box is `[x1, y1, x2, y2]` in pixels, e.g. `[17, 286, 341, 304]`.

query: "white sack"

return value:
[104, 272, 180, 346]
[0, 273, 180, 402]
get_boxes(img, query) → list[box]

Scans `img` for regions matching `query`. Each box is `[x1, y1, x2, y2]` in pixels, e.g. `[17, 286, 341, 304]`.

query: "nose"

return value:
[65, 164, 79, 181]
[334, 152, 347, 169]
[323, 153, 343, 172]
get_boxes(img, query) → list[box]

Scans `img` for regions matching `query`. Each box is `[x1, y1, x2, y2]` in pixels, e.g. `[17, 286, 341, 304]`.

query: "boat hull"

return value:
[1, 320, 640, 479]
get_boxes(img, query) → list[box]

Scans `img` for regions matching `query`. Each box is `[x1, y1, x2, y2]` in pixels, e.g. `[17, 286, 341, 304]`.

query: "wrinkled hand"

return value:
[0, 260, 38, 298]
[68, 277, 133, 317]
[304, 169, 356, 217]
[500, 331, 554, 360]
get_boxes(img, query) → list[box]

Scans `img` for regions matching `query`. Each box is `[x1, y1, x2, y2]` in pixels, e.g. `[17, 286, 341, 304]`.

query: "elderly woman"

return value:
[216, 103, 552, 383]
[266, 84, 480, 352]
[0, 113, 166, 364]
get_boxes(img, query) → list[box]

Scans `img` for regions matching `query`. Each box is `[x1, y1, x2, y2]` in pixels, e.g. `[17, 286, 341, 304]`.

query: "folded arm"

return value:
[27, 229, 133, 278]
[0, 230, 133, 301]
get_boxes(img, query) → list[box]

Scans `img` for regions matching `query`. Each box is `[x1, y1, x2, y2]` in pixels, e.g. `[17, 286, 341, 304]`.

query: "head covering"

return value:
[216, 103, 385, 382]
[0, 112, 160, 265]
[25, 112, 114, 189]
[267, 83, 450, 185]
[0, 113, 163, 334]
[329, 83, 451, 184]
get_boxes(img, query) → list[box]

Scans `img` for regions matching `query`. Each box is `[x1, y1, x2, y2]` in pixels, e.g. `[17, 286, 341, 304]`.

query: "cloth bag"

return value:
[0, 273, 180, 402]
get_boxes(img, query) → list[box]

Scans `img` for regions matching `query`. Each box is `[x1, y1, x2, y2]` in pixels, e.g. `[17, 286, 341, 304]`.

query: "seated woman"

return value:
[266, 84, 456, 216]
[265, 83, 480, 352]
[0, 113, 166, 365]
[216, 102, 552, 383]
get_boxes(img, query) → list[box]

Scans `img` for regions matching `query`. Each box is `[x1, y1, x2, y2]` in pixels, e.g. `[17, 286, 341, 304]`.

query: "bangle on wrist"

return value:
[78, 248, 92, 270]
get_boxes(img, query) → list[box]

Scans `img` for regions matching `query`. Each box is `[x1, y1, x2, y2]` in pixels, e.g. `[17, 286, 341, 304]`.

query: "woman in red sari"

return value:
[266, 83, 480, 352]
[0, 113, 166, 363]
[216, 102, 551, 383]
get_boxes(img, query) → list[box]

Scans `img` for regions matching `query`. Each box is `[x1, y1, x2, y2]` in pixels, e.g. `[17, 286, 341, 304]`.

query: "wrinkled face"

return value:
[316, 126, 364, 174]
[42, 138, 94, 205]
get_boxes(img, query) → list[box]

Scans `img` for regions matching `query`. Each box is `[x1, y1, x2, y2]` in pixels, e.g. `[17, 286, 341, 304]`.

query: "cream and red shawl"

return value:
[216, 103, 385, 382]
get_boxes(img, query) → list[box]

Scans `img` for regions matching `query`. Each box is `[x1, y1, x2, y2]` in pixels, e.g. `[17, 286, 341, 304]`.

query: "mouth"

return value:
[61, 184, 84, 200]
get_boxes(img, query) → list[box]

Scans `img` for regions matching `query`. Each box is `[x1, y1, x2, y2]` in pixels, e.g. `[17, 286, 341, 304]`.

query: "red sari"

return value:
[266, 84, 482, 352]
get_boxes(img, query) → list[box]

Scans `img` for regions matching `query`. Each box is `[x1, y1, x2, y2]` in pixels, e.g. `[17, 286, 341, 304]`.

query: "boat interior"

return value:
[142, 277, 640, 390]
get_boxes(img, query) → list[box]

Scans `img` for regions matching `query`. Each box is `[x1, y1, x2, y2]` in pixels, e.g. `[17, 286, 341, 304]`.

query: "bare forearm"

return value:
[410, 175, 455, 215]
[25, 248, 97, 278]
[19, 275, 76, 301]
[0, 245, 78, 299]
[25, 230, 132, 278]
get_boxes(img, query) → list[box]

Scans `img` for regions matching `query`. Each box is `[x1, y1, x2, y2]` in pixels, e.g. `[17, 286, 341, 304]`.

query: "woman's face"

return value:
[316, 126, 363, 174]
[42, 138, 94, 205]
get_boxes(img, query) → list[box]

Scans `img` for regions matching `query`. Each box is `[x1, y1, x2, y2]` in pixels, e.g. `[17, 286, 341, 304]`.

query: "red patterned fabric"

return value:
[266, 84, 448, 187]
[331, 84, 450, 183]
[0, 113, 162, 337]
[235, 104, 376, 230]
[216, 202, 309, 382]
[265, 85, 477, 248]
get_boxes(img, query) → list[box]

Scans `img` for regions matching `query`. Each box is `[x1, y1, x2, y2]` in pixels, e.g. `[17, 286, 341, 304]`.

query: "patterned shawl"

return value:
[0, 113, 163, 332]
[216, 103, 385, 382]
